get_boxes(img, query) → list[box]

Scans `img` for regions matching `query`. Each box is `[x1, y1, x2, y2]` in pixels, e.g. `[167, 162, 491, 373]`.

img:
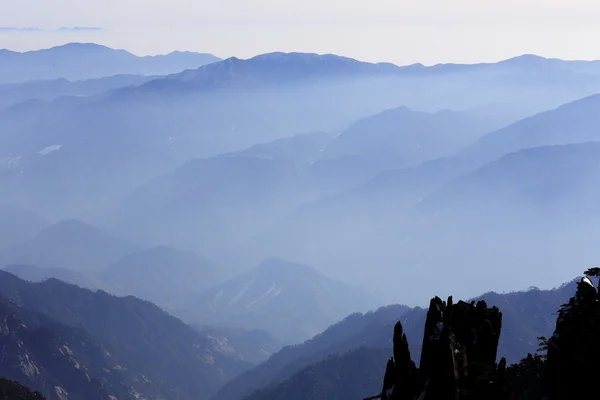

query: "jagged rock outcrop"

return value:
[543, 270, 600, 400]
[369, 270, 600, 400]
[0, 378, 45, 399]
[372, 296, 507, 400]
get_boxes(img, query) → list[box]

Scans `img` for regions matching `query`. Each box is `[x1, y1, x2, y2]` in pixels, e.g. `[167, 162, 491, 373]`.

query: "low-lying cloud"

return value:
[58, 27, 103, 32]
[0, 27, 42, 32]
[0, 26, 103, 33]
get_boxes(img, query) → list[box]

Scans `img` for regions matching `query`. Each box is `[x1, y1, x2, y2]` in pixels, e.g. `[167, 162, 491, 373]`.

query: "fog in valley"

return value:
[1, 15, 600, 400]
[3, 48, 600, 305]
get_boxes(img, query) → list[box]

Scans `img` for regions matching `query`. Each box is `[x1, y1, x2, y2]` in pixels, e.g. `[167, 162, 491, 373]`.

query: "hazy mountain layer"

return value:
[0, 43, 220, 83]
[0, 219, 139, 271]
[0, 206, 48, 251]
[0, 74, 158, 110]
[181, 259, 380, 344]
[102, 245, 219, 309]
[3, 242, 222, 313]
[242, 347, 390, 400]
[216, 281, 575, 400]
[3, 52, 599, 222]
[237, 93, 600, 303]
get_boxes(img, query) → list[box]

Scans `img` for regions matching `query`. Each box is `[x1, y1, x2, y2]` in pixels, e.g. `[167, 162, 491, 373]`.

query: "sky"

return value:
[1, 0, 600, 65]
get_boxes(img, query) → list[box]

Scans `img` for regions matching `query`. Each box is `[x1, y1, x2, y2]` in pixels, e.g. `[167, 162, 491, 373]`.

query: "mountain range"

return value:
[103, 131, 334, 253]
[4, 44, 600, 399]
[0, 74, 157, 110]
[102, 245, 219, 309]
[180, 259, 379, 344]
[4, 66, 600, 304]
[0, 219, 139, 271]
[0, 219, 222, 311]
[103, 106, 511, 256]
[3, 50, 600, 222]
[0, 271, 256, 400]
[234, 92, 600, 304]
[460, 93, 600, 163]
[3, 251, 379, 345]
[0, 266, 577, 400]
[215, 281, 576, 400]
[0, 216, 378, 344]
[0, 43, 220, 83]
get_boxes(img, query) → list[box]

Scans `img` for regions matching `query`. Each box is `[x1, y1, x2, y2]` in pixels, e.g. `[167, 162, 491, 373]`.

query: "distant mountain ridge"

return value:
[0, 43, 221, 83]
[134, 52, 600, 94]
[0, 206, 48, 251]
[181, 259, 380, 344]
[105, 103, 508, 257]
[237, 93, 600, 304]
[102, 245, 219, 309]
[318, 106, 496, 171]
[2, 222, 223, 312]
[105, 131, 334, 253]
[3, 50, 600, 222]
[138, 52, 401, 92]
[0, 74, 157, 110]
[460, 93, 600, 163]
[0, 219, 139, 271]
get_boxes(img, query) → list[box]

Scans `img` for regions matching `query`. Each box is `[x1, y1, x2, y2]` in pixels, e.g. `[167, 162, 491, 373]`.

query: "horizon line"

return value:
[0, 27, 103, 33]
[1, 41, 599, 67]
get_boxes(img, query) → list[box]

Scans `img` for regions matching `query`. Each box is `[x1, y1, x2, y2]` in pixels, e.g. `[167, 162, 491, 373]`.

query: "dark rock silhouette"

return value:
[543, 270, 600, 400]
[369, 270, 600, 400]
[372, 297, 507, 400]
[0, 379, 45, 399]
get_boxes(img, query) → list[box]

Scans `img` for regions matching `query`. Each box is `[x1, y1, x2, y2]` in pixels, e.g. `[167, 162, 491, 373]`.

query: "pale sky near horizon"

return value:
[1, 0, 600, 65]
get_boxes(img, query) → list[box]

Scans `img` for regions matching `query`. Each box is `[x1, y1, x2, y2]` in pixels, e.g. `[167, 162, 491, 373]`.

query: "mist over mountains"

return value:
[1, 42, 600, 399]
[0, 43, 221, 83]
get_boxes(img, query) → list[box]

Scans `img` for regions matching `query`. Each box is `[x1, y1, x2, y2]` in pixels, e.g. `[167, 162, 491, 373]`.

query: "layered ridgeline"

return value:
[2, 223, 379, 344]
[0, 216, 379, 344]
[104, 108, 504, 255]
[2, 52, 600, 223]
[4, 245, 220, 310]
[181, 259, 380, 344]
[213, 280, 575, 400]
[241, 92, 600, 304]
[0, 74, 157, 110]
[0, 43, 220, 83]
[0, 269, 580, 400]
[0, 219, 140, 272]
[0, 271, 262, 400]
[237, 273, 596, 400]
[0, 219, 222, 310]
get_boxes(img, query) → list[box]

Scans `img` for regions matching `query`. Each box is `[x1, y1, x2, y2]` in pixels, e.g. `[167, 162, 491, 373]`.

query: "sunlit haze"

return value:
[2, 1, 600, 398]
[2, 0, 600, 63]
